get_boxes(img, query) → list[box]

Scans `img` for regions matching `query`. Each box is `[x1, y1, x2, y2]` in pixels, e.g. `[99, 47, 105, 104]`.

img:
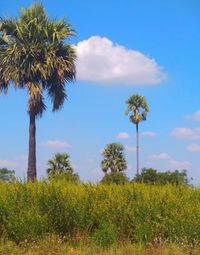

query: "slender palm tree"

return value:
[101, 143, 127, 174]
[0, 4, 76, 180]
[47, 153, 73, 175]
[125, 94, 149, 176]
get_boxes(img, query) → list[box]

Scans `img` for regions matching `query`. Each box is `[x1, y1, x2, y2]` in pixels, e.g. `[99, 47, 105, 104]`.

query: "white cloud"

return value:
[169, 159, 192, 170]
[148, 152, 170, 160]
[142, 131, 156, 137]
[117, 132, 129, 139]
[171, 128, 200, 140]
[187, 143, 200, 152]
[186, 110, 200, 122]
[125, 145, 138, 153]
[40, 140, 71, 149]
[76, 36, 166, 85]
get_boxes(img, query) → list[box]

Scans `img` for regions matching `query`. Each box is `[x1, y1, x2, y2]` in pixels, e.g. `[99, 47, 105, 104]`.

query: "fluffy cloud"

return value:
[76, 36, 166, 85]
[142, 131, 156, 137]
[148, 152, 170, 160]
[171, 128, 200, 140]
[169, 159, 192, 170]
[117, 132, 129, 139]
[40, 140, 71, 149]
[187, 143, 200, 152]
[186, 110, 200, 121]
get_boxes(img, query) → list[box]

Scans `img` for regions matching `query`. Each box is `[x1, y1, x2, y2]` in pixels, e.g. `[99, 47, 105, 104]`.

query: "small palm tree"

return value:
[0, 4, 76, 180]
[47, 153, 73, 175]
[125, 94, 149, 176]
[101, 143, 127, 174]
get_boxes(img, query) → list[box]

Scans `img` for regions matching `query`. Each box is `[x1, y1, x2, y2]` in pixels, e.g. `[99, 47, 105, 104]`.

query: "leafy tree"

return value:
[48, 171, 80, 183]
[134, 167, 191, 186]
[0, 4, 76, 180]
[125, 94, 149, 176]
[101, 143, 127, 174]
[47, 153, 73, 175]
[101, 172, 129, 185]
[0, 168, 15, 182]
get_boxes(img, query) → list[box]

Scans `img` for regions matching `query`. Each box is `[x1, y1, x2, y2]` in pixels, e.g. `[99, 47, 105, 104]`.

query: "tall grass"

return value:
[0, 180, 200, 246]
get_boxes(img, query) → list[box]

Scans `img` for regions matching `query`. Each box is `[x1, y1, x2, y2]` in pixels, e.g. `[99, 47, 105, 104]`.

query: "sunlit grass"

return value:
[0, 235, 199, 255]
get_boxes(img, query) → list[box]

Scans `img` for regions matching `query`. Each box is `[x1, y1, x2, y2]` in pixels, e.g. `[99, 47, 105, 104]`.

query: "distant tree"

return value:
[134, 168, 190, 186]
[0, 168, 15, 182]
[101, 143, 127, 174]
[101, 172, 129, 185]
[47, 153, 73, 175]
[125, 94, 149, 176]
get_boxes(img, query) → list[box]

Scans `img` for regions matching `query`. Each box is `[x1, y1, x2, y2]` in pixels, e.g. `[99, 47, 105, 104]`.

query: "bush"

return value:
[100, 172, 129, 185]
[0, 181, 199, 246]
[48, 171, 80, 183]
[92, 222, 118, 247]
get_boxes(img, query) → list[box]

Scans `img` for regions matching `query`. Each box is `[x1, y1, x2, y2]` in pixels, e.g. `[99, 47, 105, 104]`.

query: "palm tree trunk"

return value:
[136, 123, 139, 176]
[27, 114, 37, 181]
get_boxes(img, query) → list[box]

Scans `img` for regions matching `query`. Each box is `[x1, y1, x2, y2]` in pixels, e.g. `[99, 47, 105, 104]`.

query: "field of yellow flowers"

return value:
[0, 180, 200, 249]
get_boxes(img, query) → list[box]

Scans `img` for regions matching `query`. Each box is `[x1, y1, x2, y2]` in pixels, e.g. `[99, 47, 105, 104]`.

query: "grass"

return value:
[0, 235, 199, 255]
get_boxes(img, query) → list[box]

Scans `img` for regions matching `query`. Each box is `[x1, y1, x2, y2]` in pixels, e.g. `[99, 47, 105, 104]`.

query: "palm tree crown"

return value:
[101, 143, 127, 174]
[125, 94, 149, 124]
[47, 153, 73, 175]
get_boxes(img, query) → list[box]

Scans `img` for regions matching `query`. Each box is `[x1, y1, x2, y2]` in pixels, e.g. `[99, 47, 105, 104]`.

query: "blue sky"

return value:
[0, 0, 200, 183]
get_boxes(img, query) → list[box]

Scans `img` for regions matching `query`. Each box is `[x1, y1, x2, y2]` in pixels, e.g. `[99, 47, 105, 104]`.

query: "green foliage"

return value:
[125, 94, 149, 125]
[92, 223, 118, 247]
[0, 168, 15, 182]
[134, 168, 190, 185]
[0, 181, 199, 246]
[48, 171, 80, 183]
[47, 153, 73, 175]
[101, 172, 129, 185]
[101, 143, 127, 174]
[0, 3, 76, 117]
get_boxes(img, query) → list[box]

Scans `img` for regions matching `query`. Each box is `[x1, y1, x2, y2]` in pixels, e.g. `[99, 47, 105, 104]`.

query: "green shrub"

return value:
[100, 172, 129, 185]
[92, 222, 118, 247]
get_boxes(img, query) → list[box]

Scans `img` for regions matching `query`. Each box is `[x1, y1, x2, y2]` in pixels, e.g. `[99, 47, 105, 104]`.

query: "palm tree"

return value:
[47, 153, 73, 175]
[0, 4, 76, 180]
[125, 94, 149, 176]
[101, 143, 127, 174]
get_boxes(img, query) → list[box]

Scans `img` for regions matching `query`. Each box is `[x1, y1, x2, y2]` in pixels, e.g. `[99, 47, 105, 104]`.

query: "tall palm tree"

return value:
[125, 94, 149, 176]
[101, 143, 127, 174]
[0, 4, 76, 180]
[47, 153, 73, 175]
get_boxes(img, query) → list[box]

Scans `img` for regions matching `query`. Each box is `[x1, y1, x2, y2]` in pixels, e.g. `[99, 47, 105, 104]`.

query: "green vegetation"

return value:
[0, 168, 15, 182]
[1, 235, 199, 255]
[134, 168, 190, 185]
[125, 94, 149, 175]
[101, 172, 129, 185]
[101, 143, 127, 174]
[0, 181, 199, 247]
[0, 4, 76, 180]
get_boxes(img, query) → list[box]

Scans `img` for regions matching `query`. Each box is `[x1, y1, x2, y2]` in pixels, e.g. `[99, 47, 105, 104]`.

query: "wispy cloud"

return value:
[117, 132, 129, 139]
[169, 159, 192, 170]
[186, 110, 200, 122]
[0, 159, 16, 168]
[142, 131, 156, 137]
[148, 152, 170, 160]
[40, 140, 71, 149]
[76, 36, 166, 85]
[125, 145, 138, 153]
[171, 128, 200, 140]
[187, 143, 200, 152]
